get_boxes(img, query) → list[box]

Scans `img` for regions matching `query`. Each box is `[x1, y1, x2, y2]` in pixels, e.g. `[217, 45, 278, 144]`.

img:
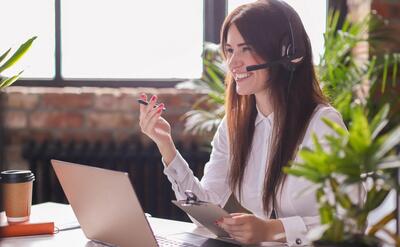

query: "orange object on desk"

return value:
[0, 221, 55, 237]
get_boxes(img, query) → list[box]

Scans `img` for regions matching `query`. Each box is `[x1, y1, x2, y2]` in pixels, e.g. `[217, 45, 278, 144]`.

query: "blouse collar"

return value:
[255, 105, 274, 126]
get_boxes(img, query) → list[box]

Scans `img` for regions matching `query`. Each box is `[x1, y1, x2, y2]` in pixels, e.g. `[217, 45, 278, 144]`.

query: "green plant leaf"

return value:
[375, 125, 400, 159]
[312, 133, 323, 152]
[0, 71, 23, 89]
[366, 188, 391, 212]
[0, 48, 11, 65]
[329, 178, 353, 209]
[0, 36, 37, 74]
[381, 54, 389, 93]
[322, 118, 347, 137]
[284, 165, 323, 183]
[348, 107, 371, 153]
[370, 104, 389, 139]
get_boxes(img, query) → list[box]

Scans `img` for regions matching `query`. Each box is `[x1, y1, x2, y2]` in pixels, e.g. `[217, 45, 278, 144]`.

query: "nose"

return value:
[228, 52, 244, 72]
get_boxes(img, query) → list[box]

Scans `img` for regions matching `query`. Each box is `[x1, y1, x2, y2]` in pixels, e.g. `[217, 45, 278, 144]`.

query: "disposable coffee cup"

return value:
[0, 170, 35, 223]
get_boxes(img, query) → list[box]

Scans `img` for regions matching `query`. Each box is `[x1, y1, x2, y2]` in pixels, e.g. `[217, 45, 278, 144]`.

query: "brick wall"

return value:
[371, 0, 400, 53]
[1, 87, 203, 170]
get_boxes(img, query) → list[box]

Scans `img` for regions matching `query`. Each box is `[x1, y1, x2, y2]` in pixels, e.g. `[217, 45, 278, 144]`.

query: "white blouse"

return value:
[163, 104, 346, 246]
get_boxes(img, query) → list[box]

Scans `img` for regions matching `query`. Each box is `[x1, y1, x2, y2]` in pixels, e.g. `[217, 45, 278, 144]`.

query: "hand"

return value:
[138, 93, 176, 165]
[139, 93, 172, 145]
[217, 213, 285, 244]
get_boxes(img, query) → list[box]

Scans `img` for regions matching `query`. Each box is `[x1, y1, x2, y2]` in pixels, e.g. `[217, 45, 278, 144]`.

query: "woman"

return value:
[139, 0, 346, 245]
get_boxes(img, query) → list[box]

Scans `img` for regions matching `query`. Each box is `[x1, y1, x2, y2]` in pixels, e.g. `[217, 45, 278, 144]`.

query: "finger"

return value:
[143, 102, 163, 125]
[228, 231, 253, 245]
[144, 109, 162, 137]
[228, 214, 252, 224]
[141, 95, 159, 124]
[219, 223, 245, 234]
[222, 216, 245, 226]
[146, 95, 158, 114]
[144, 105, 164, 132]
[229, 231, 246, 239]
[141, 104, 163, 133]
[139, 93, 148, 117]
[230, 213, 245, 217]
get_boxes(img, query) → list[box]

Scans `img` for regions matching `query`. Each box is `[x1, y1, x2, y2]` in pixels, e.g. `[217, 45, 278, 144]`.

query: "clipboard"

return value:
[172, 190, 231, 237]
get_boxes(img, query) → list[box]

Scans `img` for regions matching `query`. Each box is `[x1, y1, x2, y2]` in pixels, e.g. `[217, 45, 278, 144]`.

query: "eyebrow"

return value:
[225, 43, 249, 47]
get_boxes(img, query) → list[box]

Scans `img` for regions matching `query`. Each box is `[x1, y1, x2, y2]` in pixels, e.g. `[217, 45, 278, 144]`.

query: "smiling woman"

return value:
[138, 0, 349, 246]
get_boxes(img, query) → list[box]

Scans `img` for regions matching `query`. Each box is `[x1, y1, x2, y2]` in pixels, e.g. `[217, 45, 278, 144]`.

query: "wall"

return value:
[372, 0, 400, 53]
[1, 87, 203, 170]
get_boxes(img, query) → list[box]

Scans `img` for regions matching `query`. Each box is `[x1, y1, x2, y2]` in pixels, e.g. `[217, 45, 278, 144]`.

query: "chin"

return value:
[235, 85, 253, 96]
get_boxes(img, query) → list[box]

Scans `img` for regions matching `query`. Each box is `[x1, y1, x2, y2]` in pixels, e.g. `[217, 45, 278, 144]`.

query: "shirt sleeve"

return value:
[281, 106, 347, 246]
[163, 117, 231, 207]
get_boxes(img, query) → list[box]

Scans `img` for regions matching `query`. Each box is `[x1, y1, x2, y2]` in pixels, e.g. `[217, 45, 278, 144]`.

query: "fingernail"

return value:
[140, 93, 146, 99]
[158, 103, 164, 108]
[157, 108, 162, 113]
[150, 95, 157, 101]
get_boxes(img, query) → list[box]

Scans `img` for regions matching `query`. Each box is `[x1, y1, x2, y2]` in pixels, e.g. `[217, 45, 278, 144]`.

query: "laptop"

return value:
[51, 159, 241, 247]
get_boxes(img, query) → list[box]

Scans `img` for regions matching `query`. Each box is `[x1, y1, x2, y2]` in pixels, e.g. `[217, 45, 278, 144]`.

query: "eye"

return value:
[242, 46, 253, 52]
[225, 47, 234, 54]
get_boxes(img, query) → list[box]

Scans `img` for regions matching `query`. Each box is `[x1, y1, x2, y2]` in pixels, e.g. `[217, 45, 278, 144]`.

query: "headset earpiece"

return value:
[275, 0, 305, 72]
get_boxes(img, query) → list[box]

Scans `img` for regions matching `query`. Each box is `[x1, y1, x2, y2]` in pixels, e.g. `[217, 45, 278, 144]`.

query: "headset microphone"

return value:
[246, 56, 301, 72]
[246, 60, 283, 72]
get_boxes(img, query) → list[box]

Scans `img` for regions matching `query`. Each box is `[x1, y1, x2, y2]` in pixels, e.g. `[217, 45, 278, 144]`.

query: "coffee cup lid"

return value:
[0, 170, 35, 183]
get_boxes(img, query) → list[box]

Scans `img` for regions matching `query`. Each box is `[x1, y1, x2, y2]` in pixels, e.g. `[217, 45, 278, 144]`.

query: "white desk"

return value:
[0, 202, 201, 247]
[0, 203, 286, 247]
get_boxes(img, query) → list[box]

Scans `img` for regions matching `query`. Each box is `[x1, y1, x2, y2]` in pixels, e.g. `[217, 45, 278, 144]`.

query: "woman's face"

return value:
[225, 24, 269, 96]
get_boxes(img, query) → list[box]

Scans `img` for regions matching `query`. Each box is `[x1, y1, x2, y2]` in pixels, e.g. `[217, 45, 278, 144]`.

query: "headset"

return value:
[246, 0, 305, 73]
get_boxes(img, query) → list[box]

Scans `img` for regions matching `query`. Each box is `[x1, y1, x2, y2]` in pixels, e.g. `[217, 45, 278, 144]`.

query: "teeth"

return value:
[235, 73, 251, 80]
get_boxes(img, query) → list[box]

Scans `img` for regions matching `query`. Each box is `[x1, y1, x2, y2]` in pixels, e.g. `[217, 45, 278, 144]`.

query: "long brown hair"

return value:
[221, 0, 328, 213]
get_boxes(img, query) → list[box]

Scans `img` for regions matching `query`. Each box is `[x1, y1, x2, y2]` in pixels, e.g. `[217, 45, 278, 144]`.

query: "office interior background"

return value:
[0, 0, 399, 223]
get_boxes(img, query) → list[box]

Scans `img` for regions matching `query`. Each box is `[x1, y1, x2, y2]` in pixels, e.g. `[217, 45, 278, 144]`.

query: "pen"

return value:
[137, 99, 166, 111]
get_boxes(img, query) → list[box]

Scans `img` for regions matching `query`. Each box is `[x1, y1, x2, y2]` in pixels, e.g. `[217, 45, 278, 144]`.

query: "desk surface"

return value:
[0, 203, 286, 247]
[0, 202, 205, 247]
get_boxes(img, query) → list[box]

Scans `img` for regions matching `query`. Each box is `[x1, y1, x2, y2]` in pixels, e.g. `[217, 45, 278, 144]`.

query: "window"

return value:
[1, 0, 55, 79]
[1, 0, 203, 82]
[228, 0, 327, 65]
[61, 0, 203, 79]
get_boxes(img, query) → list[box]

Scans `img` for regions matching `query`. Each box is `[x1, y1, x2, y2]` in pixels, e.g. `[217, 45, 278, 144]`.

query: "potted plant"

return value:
[318, 11, 400, 126]
[285, 104, 400, 246]
[176, 42, 226, 137]
[0, 36, 36, 89]
[284, 11, 400, 247]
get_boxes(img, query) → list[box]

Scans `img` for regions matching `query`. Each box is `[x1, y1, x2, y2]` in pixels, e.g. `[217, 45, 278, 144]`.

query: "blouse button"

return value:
[295, 238, 302, 245]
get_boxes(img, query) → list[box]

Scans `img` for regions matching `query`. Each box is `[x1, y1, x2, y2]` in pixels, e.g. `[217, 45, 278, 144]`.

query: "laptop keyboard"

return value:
[156, 236, 198, 247]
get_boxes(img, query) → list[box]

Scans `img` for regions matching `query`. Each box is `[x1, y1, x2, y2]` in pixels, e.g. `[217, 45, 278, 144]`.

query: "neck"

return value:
[255, 90, 273, 117]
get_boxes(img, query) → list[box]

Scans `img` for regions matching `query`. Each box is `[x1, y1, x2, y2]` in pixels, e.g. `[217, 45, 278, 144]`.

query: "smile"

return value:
[235, 72, 251, 81]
